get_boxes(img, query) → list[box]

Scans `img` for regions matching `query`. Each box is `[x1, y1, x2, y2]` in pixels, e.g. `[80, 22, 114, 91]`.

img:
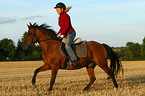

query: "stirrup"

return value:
[71, 60, 78, 67]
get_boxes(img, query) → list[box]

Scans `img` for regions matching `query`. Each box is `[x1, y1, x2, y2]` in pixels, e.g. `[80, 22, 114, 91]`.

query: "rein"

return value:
[32, 28, 58, 43]
[38, 38, 57, 43]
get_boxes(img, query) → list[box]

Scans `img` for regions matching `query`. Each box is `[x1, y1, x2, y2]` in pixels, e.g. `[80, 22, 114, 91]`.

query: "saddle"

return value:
[60, 41, 87, 58]
[59, 37, 87, 69]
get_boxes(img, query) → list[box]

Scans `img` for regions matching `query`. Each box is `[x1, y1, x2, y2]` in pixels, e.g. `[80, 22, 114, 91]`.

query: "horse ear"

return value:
[29, 22, 32, 27]
[27, 24, 30, 29]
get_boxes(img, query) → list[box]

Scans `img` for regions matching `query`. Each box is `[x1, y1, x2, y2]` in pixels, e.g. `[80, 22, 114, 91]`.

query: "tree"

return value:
[126, 42, 141, 60]
[0, 38, 15, 61]
[15, 32, 42, 61]
[126, 42, 134, 47]
[14, 39, 25, 61]
[140, 37, 145, 57]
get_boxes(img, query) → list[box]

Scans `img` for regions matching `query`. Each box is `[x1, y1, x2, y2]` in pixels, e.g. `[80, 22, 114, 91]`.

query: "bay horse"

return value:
[22, 23, 123, 91]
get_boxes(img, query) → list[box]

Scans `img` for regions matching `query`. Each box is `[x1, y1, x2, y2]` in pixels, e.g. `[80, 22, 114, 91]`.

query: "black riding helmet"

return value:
[54, 2, 66, 10]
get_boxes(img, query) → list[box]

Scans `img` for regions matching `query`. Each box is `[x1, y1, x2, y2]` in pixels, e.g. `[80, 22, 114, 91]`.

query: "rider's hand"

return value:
[57, 33, 61, 37]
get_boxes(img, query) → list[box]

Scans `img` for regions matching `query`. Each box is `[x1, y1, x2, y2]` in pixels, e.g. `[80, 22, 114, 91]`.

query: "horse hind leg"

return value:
[84, 67, 96, 90]
[98, 60, 118, 89]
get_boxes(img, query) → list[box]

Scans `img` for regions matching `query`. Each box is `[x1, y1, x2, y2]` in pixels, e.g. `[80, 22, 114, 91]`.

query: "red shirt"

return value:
[58, 12, 75, 36]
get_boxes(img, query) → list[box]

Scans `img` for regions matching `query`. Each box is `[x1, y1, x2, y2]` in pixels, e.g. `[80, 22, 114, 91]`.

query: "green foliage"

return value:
[126, 42, 141, 59]
[0, 38, 15, 61]
[0, 32, 42, 61]
[116, 37, 145, 60]
[140, 37, 145, 57]
[14, 32, 42, 61]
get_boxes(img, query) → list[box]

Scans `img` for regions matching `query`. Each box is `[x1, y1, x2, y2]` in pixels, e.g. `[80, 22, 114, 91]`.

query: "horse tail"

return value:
[102, 44, 124, 77]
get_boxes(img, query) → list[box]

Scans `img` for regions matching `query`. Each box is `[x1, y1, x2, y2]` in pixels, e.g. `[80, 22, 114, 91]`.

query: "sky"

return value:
[0, 0, 145, 47]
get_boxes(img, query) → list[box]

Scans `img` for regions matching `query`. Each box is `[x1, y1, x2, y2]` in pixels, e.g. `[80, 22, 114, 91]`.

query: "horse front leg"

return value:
[32, 64, 51, 87]
[48, 65, 59, 91]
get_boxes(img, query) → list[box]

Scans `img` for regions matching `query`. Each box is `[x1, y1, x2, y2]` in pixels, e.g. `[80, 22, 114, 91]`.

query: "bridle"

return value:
[31, 27, 57, 44]
[30, 27, 61, 57]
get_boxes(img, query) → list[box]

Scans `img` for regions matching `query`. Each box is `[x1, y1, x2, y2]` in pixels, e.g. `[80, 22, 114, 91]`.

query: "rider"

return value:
[54, 2, 79, 67]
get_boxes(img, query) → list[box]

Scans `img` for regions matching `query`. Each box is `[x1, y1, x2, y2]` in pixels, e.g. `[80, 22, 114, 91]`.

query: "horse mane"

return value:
[31, 23, 57, 38]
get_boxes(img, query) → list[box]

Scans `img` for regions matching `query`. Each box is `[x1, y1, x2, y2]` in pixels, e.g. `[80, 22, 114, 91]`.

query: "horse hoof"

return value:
[32, 84, 36, 88]
[114, 87, 118, 91]
[48, 88, 52, 91]
[83, 88, 88, 91]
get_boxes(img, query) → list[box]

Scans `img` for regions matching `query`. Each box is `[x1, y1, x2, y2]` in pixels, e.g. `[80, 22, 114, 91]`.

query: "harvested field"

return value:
[0, 61, 145, 96]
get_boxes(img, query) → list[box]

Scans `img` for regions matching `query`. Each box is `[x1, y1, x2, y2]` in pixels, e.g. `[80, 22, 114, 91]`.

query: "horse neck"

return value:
[36, 28, 61, 54]
[35, 28, 51, 41]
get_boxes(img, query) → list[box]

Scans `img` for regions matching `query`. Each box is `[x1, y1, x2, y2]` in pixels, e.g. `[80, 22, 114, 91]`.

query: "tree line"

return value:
[0, 32, 145, 61]
[0, 32, 42, 61]
[113, 37, 145, 60]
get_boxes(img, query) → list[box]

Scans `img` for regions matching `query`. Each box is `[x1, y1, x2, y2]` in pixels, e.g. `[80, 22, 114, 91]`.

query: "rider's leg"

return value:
[65, 31, 79, 66]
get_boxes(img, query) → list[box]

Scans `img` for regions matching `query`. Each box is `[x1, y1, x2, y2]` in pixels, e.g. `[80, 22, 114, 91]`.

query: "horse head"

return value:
[22, 23, 59, 50]
[22, 23, 38, 49]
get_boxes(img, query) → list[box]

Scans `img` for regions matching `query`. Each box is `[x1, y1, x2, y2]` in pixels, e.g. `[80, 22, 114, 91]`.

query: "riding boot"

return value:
[71, 60, 80, 67]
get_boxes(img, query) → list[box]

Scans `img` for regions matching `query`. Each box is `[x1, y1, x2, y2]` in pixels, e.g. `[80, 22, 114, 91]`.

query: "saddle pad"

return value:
[60, 41, 87, 58]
